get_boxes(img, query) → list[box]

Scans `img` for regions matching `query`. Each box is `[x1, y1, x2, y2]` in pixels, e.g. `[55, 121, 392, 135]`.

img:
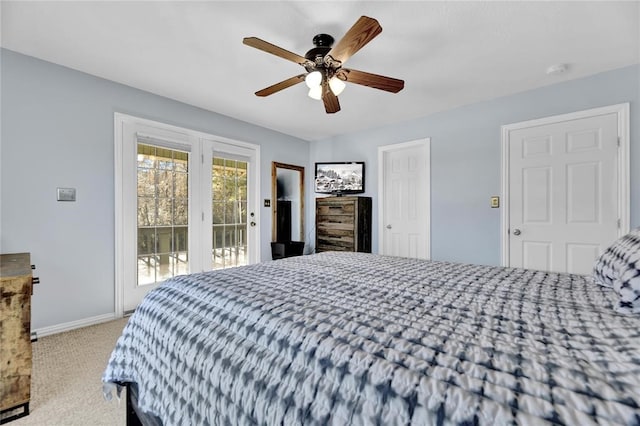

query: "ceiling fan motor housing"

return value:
[305, 34, 334, 67]
[313, 33, 334, 47]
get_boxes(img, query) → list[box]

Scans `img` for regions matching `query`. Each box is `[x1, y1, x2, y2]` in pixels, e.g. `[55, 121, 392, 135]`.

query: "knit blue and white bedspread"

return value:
[103, 252, 640, 425]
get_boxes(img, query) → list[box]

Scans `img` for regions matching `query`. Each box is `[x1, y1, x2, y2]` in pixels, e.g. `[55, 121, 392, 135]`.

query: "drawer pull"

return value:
[32, 277, 40, 284]
[31, 264, 36, 270]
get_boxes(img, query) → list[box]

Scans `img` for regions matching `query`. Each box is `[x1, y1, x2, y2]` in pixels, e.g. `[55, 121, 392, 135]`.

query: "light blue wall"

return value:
[2, 47, 638, 331]
[0, 49, 310, 330]
[311, 64, 640, 266]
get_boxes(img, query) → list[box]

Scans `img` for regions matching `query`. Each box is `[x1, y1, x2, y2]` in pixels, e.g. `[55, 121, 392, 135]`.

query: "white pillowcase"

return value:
[614, 249, 640, 314]
[592, 228, 640, 313]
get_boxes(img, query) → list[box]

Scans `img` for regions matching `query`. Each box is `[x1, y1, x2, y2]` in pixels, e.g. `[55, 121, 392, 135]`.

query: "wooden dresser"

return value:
[316, 196, 372, 253]
[0, 253, 33, 423]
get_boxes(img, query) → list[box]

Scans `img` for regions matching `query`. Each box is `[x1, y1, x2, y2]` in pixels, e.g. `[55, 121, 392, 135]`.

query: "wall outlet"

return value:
[264, 199, 271, 207]
[490, 196, 500, 208]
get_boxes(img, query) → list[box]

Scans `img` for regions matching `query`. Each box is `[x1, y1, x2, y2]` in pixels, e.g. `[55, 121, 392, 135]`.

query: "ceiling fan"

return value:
[243, 16, 404, 114]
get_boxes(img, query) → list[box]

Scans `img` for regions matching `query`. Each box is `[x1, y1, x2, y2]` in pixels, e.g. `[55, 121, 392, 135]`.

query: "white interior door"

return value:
[505, 106, 627, 274]
[378, 139, 431, 259]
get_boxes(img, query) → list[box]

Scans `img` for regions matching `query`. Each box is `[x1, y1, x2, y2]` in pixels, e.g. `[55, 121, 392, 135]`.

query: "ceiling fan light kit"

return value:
[305, 71, 322, 88]
[328, 76, 346, 96]
[243, 16, 404, 114]
[308, 85, 323, 100]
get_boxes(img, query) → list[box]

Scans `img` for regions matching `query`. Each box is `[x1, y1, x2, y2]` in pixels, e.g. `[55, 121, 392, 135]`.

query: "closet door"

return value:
[505, 108, 624, 274]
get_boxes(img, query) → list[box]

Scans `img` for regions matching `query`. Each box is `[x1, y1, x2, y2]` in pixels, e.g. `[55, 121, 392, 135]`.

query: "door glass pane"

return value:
[211, 156, 248, 270]
[137, 143, 189, 285]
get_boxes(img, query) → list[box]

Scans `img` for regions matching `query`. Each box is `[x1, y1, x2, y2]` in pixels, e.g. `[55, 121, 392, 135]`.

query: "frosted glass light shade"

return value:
[329, 77, 346, 96]
[305, 71, 322, 88]
[308, 85, 322, 100]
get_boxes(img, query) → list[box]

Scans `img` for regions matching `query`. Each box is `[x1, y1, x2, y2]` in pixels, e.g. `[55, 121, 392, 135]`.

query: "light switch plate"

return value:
[57, 187, 76, 202]
[490, 196, 500, 208]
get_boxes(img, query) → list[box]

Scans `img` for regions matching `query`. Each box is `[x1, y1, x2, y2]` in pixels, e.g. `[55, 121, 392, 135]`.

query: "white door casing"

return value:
[501, 104, 629, 274]
[114, 113, 260, 314]
[378, 139, 431, 259]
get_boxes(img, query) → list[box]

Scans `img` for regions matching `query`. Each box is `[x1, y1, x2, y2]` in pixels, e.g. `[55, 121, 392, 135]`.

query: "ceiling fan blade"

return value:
[322, 85, 340, 114]
[255, 74, 306, 97]
[243, 37, 309, 66]
[340, 68, 404, 93]
[325, 16, 382, 65]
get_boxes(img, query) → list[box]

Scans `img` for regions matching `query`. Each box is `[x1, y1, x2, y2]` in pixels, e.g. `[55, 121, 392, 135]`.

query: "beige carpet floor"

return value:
[8, 318, 129, 426]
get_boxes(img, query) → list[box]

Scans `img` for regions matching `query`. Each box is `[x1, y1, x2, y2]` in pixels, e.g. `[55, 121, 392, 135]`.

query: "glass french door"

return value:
[136, 148, 252, 283]
[116, 113, 260, 313]
[136, 143, 190, 285]
[201, 139, 258, 273]
[211, 156, 249, 270]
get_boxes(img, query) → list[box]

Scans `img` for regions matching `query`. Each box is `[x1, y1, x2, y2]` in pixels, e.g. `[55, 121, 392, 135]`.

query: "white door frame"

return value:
[500, 103, 630, 267]
[377, 138, 431, 258]
[114, 113, 260, 316]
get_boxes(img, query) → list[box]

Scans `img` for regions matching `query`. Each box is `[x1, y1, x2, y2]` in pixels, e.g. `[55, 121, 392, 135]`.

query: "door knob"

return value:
[250, 221, 256, 227]
[512, 228, 521, 236]
[386, 224, 392, 229]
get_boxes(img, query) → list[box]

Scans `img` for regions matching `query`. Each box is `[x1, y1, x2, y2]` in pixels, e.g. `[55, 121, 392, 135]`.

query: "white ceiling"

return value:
[2, 1, 638, 141]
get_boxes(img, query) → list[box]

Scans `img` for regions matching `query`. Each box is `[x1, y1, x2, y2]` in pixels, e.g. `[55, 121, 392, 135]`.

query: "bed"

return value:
[103, 249, 640, 425]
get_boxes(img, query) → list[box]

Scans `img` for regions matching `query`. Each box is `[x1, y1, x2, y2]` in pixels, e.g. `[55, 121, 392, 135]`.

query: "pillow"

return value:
[593, 247, 619, 288]
[614, 249, 640, 314]
[593, 227, 640, 288]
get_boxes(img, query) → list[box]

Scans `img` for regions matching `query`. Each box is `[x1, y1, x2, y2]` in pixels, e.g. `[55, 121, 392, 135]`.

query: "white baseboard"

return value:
[33, 312, 121, 339]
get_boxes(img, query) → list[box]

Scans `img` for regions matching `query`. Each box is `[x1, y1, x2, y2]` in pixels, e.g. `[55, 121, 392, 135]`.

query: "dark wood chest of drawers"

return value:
[315, 196, 372, 253]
